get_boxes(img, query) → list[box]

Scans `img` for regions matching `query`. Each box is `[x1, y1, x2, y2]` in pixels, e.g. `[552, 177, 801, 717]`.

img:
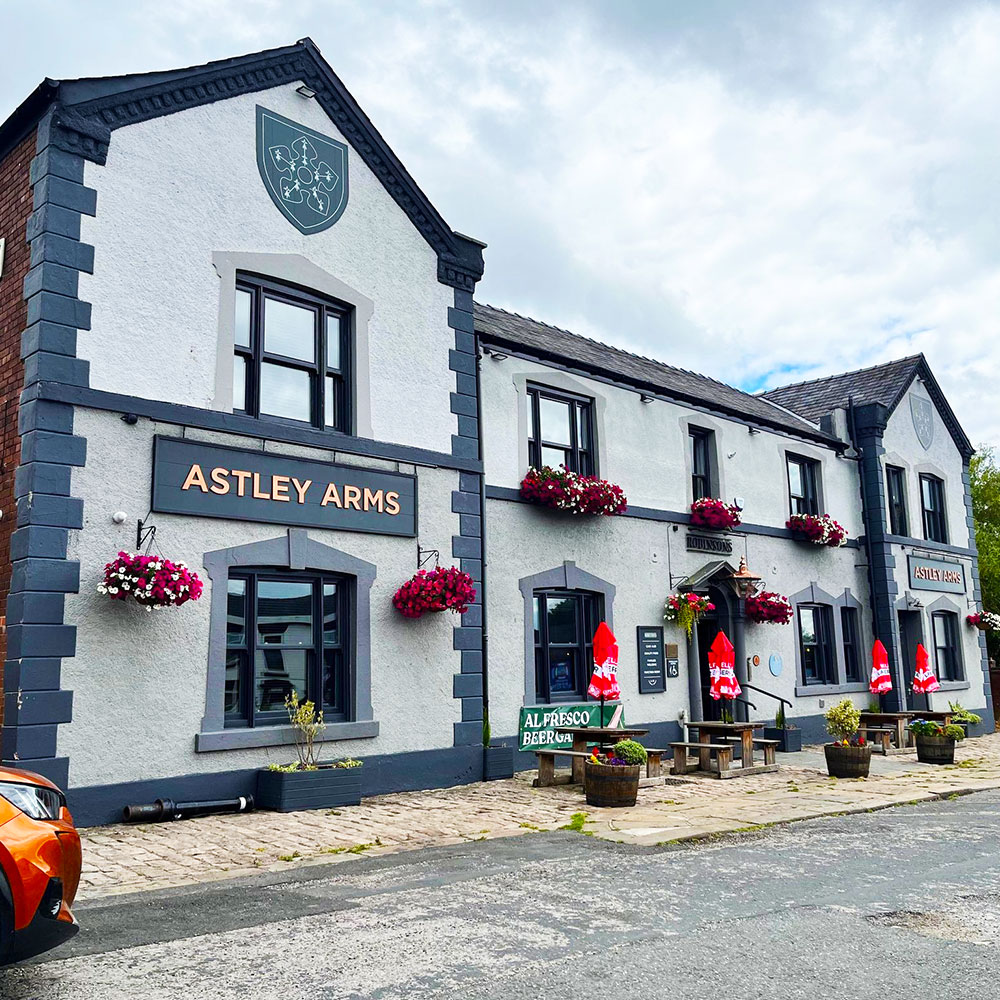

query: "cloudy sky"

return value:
[5, 0, 998, 444]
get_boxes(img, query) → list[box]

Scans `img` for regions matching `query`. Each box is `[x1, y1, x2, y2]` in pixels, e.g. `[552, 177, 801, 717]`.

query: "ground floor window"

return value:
[798, 604, 835, 685]
[225, 569, 352, 727]
[932, 611, 963, 682]
[841, 606, 862, 682]
[533, 589, 602, 702]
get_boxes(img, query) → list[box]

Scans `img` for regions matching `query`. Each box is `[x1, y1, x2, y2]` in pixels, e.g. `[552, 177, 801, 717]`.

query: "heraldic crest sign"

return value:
[909, 393, 934, 450]
[256, 106, 349, 234]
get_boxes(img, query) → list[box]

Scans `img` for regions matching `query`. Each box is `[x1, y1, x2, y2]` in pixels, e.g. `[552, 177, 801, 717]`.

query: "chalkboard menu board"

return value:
[637, 626, 667, 693]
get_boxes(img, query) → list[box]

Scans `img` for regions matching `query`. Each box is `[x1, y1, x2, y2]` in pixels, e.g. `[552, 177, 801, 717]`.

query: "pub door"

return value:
[697, 586, 731, 721]
[898, 610, 927, 711]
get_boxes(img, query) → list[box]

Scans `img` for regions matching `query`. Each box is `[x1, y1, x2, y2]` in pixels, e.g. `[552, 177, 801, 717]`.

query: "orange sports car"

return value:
[0, 765, 81, 964]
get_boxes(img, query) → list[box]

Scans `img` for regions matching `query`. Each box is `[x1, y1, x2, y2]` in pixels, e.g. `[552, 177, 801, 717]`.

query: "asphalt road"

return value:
[4, 790, 1000, 999]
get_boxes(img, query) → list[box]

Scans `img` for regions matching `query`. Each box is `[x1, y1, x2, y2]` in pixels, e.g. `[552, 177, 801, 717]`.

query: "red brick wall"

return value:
[0, 130, 35, 723]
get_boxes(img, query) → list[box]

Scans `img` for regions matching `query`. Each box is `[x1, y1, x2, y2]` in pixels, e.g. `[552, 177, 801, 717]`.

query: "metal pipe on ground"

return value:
[122, 796, 254, 823]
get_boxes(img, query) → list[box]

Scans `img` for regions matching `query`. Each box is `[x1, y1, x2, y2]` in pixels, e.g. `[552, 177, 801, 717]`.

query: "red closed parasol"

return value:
[588, 622, 621, 702]
[708, 630, 741, 700]
[870, 639, 892, 695]
[912, 643, 940, 695]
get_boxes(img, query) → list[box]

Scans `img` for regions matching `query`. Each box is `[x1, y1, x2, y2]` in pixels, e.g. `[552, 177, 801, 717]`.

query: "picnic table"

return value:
[858, 711, 910, 749]
[553, 726, 650, 784]
[685, 721, 766, 774]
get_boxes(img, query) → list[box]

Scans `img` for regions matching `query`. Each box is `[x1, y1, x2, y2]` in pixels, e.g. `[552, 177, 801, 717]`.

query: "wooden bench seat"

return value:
[598, 744, 669, 778]
[532, 749, 596, 787]
[720, 736, 780, 766]
[858, 726, 894, 754]
[669, 741, 733, 775]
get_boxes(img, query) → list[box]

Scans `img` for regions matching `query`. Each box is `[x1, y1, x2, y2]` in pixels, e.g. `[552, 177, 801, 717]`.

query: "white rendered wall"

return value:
[78, 83, 456, 454]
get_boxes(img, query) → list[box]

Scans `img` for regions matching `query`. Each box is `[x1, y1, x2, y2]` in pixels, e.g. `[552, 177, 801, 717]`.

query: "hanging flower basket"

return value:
[744, 591, 793, 625]
[520, 466, 627, 516]
[99, 551, 203, 610]
[690, 497, 741, 531]
[967, 611, 1000, 631]
[786, 513, 847, 547]
[663, 592, 714, 638]
[392, 566, 477, 619]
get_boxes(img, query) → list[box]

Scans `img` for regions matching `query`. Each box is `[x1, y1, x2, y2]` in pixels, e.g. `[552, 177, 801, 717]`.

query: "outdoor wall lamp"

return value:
[296, 85, 317, 99]
[640, 393, 654, 403]
[483, 348, 508, 361]
[727, 556, 762, 599]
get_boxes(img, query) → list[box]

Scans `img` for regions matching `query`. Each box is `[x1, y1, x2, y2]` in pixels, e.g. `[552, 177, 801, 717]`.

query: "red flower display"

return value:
[690, 497, 742, 531]
[967, 611, 1000, 631]
[744, 591, 793, 625]
[786, 513, 847, 547]
[520, 466, 627, 516]
[392, 566, 477, 619]
[98, 551, 203, 609]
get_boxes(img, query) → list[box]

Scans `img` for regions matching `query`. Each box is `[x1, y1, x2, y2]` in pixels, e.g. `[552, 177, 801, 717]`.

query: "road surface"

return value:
[3, 789, 999, 998]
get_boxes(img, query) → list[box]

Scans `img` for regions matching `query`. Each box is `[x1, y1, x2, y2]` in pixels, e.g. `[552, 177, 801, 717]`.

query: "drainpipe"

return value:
[732, 599, 748, 722]
[474, 342, 490, 738]
[687, 628, 703, 722]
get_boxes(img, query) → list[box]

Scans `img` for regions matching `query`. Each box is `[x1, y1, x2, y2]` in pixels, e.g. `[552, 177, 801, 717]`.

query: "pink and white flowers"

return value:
[520, 466, 628, 517]
[690, 497, 742, 531]
[967, 611, 1000, 631]
[392, 566, 477, 619]
[745, 591, 793, 625]
[663, 592, 714, 638]
[99, 551, 203, 610]
[787, 513, 847, 547]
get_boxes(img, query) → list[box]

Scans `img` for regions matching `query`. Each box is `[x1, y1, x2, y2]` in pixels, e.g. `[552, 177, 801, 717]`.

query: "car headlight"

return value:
[0, 781, 64, 820]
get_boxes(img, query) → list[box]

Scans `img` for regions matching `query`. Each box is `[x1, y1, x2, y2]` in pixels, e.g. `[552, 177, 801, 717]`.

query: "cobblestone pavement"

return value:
[78, 733, 1000, 900]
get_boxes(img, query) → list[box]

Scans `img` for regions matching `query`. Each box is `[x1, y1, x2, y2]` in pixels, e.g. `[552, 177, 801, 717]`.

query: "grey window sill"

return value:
[931, 680, 970, 693]
[196, 720, 379, 752]
[794, 682, 870, 698]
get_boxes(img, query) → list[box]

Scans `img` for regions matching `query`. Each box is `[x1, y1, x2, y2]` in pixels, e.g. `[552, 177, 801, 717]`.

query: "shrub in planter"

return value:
[947, 701, 983, 737]
[823, 699, 871, 778]
[744, 591, 793, 625]
[909, 719, 965, 765]
[966, 611, 1000, 632]
[256, 694, 363, 812]
[787, 513, 847, 547]
[520, 466, 627, 516]
[585, 746, 642, 807]
[763, 704, 801, 752]
[663, 592, 714, 638]
[98, 551, 203, 610]
[392, 566, 476, 619]
[690, 497, 741, 531]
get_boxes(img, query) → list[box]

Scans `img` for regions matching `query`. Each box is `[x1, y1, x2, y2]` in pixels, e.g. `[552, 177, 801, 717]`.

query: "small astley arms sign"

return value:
[152, 437, 416, 537]
[518, 703, 623, 753]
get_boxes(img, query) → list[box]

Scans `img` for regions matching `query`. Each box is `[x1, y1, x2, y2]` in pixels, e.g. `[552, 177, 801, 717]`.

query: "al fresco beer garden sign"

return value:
[518, 703, 623, 752]
[151, 437, 416, 536]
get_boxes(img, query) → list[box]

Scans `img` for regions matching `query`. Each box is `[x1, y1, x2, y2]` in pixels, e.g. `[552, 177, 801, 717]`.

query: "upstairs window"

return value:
[233, 274, 351, 432]
[225, 570, 352, 728]
[841, 606, 862, 682]
[527, 385, 595, 475]
[532, 590, 602, 703]
[798, 604, 835, 685]
[690, 428, 713, 501]
[932, 611, 963, 682]
[920, 474, 948, 543]
[886, 465, 908, 536]
[787, 455, 820, 515]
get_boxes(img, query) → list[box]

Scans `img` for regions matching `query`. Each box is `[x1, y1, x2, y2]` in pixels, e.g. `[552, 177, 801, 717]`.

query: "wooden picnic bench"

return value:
[859, 726, 894, 755]
[597, 744, 668, 778]
[532, 750, 594, 787]
[670, 741, 733, 776]
[720, 736, 781, 766]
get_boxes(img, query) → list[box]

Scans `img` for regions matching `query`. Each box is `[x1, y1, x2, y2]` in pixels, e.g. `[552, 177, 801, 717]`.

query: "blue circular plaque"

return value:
[768, 653, 783, 677]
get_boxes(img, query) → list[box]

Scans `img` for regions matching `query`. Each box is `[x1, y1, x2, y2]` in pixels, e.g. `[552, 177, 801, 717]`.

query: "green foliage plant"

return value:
[970, 447, 1000, 661]
[612, 739, 648, 766]
[947, 702, 982, 727]
[825, 699, 861, 742]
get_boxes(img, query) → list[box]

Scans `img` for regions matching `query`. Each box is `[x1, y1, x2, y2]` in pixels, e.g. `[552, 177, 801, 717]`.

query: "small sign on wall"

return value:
[637, 626, 667, 693]
[907, 555, 965, 594]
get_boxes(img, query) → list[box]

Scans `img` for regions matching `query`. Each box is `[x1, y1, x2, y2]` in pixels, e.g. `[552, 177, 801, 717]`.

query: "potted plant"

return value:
[786, 513, 847, 547]
[98, 550, 204, 610]
[584, 739, 647, 807]
[690, 497, 741, 531]
[744, 591, 793, 625]
[947, 701, 983, 737]
[392, 566, 477, 619]
[909, 719, 966, 765]
[520, 466, 628, 516]
[966, 611, 1000, 632]
[823, 699, 872, 778]
[763, 704, 802, 752]
[482, 713, 514, 781]
[256, 694, 363, 812]
[663, 592, 714, 638]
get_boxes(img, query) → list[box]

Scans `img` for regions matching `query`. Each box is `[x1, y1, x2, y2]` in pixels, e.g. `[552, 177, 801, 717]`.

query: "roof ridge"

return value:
[475, 302, 766, 402]
[762, 354, 925, 396]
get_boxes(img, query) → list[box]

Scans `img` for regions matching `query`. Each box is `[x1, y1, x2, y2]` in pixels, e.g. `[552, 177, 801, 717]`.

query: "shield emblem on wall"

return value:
[256, 106, 349, 234]
[909, 394, 934, 450]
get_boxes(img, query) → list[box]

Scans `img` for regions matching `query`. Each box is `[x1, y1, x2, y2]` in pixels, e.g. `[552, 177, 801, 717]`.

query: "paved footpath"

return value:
[78, 733, 1000, 899]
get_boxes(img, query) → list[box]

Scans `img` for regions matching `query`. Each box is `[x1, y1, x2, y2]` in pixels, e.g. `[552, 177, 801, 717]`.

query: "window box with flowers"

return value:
[392, 566, 477, 620]
[744, 591, 793, 625]
[690, 497, 741, 531]
[967, 611, 1000, 632]
[786, 513, 847, 547]
[664, 592, 714, 639]
[520, 466, 628, 516]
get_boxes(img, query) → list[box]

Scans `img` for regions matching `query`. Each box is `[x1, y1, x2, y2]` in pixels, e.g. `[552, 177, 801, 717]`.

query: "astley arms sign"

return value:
[152, 437, 416, 536]
[907, 555, 966, 594]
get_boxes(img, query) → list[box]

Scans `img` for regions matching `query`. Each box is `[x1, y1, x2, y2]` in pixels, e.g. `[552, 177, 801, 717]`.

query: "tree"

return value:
[970, 446, 1000, 661]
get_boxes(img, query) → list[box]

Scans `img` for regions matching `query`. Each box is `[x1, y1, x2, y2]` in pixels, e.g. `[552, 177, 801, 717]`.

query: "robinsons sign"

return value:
[151, 437, 417, 536]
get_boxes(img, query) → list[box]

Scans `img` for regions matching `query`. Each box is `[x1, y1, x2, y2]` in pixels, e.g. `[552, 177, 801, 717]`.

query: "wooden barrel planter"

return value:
[824, 743, 872, 778]
[584, 761, 640, 807]
[915, 734, 956, 765]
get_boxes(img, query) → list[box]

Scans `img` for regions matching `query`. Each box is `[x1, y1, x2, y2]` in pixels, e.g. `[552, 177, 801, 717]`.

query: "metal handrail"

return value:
[732, 696, 757, 712]
[743, 683, 792, 713]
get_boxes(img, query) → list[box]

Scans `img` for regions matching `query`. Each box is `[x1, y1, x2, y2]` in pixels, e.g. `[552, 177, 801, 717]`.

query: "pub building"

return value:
[0, 41, 991, 825]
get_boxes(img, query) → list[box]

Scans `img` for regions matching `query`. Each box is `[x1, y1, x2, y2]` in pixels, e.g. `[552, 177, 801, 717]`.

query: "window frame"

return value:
[931, 611, 963, 682]
[689, 427, 713, 501]
[225, 568, 353, 729]
[919, 474, 948, 543]
[233, 272, 352, 433]
[886, 465, 909, 536]
[787, 454, 820, 516]
[797, 603, 836, 685]
[532, 589, 603, 704]
[527, 384, 596, 476]
[840, 606, 862, 683]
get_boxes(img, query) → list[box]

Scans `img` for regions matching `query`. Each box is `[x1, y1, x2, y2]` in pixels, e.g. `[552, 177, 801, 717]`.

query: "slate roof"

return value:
[761, 356, 924, 424]
[473, 303, 841, 446]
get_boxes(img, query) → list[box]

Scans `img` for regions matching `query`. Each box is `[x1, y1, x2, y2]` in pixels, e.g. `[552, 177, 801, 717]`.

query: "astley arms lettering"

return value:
[912, 564, 963, 585]
[180, 464, 402, 515]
